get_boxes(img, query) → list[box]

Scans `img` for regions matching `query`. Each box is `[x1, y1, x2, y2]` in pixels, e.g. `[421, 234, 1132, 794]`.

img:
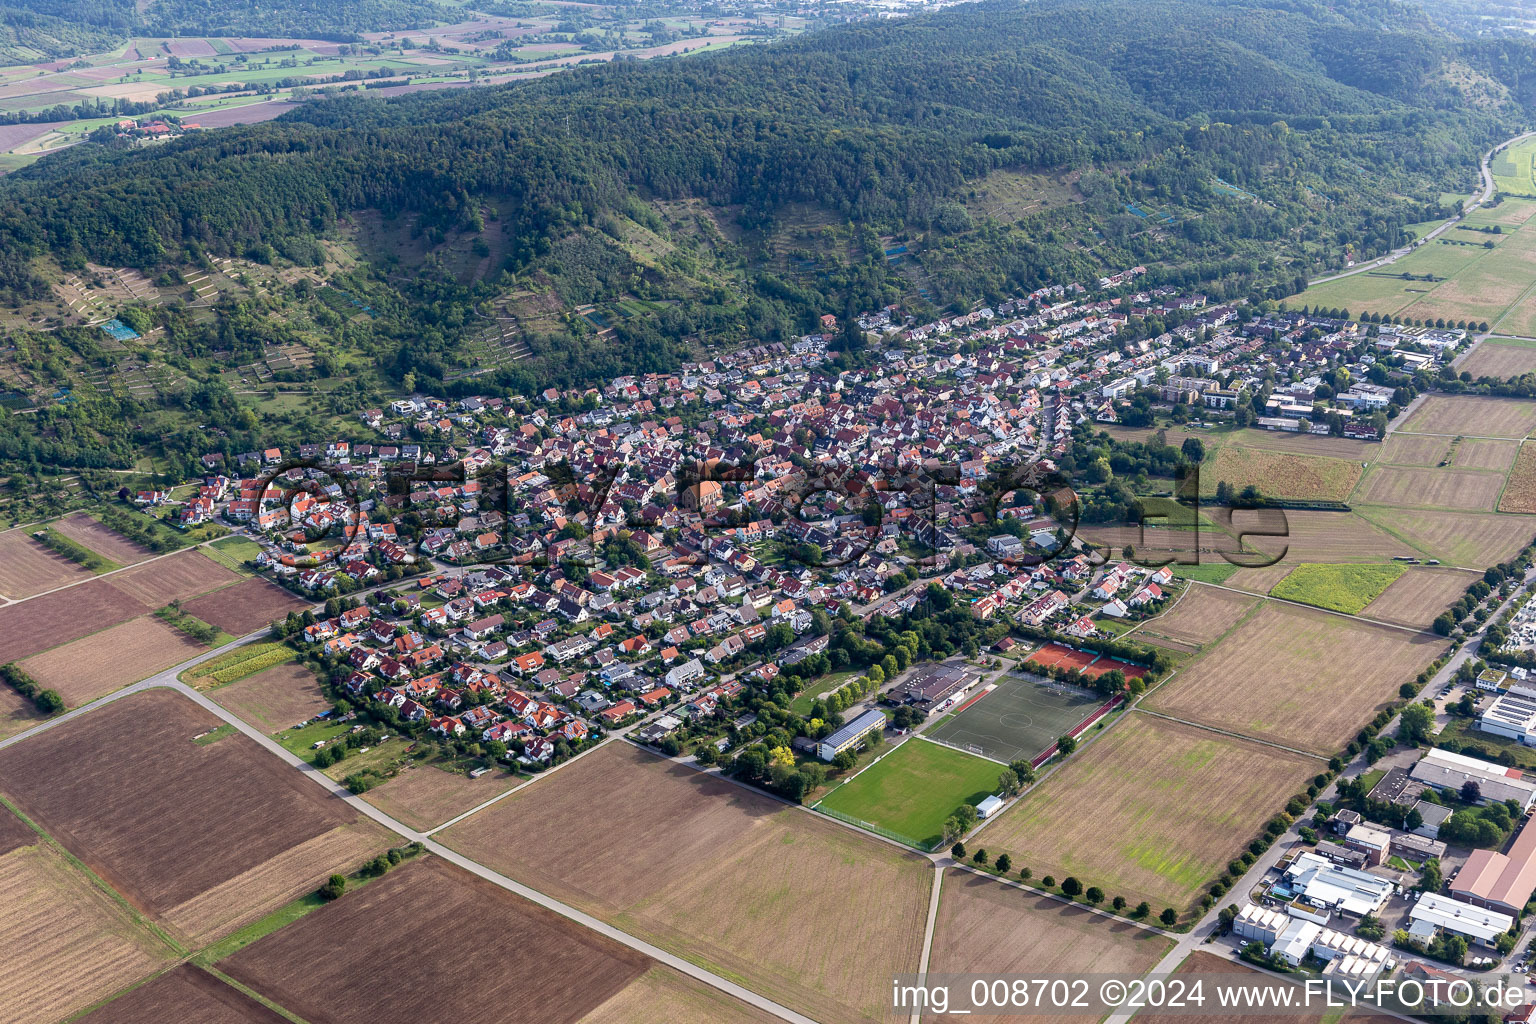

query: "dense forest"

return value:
[0, 0, 453, 58]
[1, 0, 1535, 475]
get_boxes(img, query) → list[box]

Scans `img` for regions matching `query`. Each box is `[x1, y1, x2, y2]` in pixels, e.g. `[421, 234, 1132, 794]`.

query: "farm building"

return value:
[1449, 814, 1536, 915]
[1283, 851, 1395, 917]
[817, 709, 888, 762]
[1408, 892, 1513, 948]
[1409, 748, 1536, 812]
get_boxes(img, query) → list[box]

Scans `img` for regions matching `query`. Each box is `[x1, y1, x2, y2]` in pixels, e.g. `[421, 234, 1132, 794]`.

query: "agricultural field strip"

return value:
[1195, 581, 1437, 637]
[1130, 707, 1327, 762]
[0, 672, 820, 1024]
[0, 537, 205, 612]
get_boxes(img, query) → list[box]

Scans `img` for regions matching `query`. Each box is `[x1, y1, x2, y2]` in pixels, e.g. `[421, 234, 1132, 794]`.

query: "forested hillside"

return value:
[0, 0, 452, 58]
[0, 0, 1533, 477]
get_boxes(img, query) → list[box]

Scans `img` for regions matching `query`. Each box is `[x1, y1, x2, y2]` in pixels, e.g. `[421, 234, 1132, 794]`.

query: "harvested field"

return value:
[978, 713, 1316, 912]
[1136, 584, 1257, 647]
[1219, 429, 1379, 459]
[440, 742, 930, 1024]
[1201, 445, 1362, 502]
[1501, 442, 1536, 513]
[923, 873, 1172, 1024]
[50, 513, 153, 565]
[362, 762, 522, 833]
[1398, 395, 1536, 438]
[1232, 509, 1416, 565]
[1460, 337, 1536, 380]
[79, 965, 288, 1024]
[0, 580, 150, 664]
[222, 856, 649, 1024]
[0, 826, 170, 1024]
[1143, 602, 1443, 754]
[578, 966, 780, 1024]
[1377, 434, 1451, 466]
[1454, 438, 1519, 472]
[1354, 465, 1504, 510]
[0, 689, 392, 945]
[211, 661, 328, 733]
[1362, 566, 1481, 628]
[105, 550, 238, 606]
[1223, 563, 1294, 594]
[1358, 507, 1536, 567]
[0, 527, 92, 599]
[16, 615, 204, 707]
[180, 578, 308, 636]
[0, 688, 42, 743]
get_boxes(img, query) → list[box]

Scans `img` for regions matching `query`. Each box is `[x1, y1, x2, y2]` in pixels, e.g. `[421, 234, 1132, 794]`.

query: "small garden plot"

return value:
[817, 738, 1005, 848]
[1269, 562, 1406, 614]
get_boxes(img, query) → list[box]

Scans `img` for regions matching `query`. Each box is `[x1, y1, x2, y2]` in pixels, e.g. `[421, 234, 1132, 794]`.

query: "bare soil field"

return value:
[210, 661, 328, 732]
[1461, 338, 1536, 379]
[440, 742, 930, 1024]
[1377, 434, 1451, 466]
[1362, 566, 1481, 628]
[923, 873, 1171, 1024]
[1354, 465, 1505, 510]
[1398, 395, 1536, 438]
[978, 714, 1316, 913]
[1223, 563, 1293, 594]
[1135, 584, 1257, 647]
[0, 828, 170, 1024]
[0, 689, 391, 945]
[16, 615, 204, 706]
[0, 527, 92, 599]
[80, 965, 288, 1024]
[1501, 442, 1536, 513]
[105, 550, 238, 607]
[1143, 602, 1443, 754]
[0, 580, 151, 664]
[578, 967, 781, 1024]
[1453, 437, 1520, 471]
[180, 578, 308, 636]
[1201, 445, 1362, 501]
[0, 688, 42, 744]
[50, 513, 153, 565]
[222, 856, 649, 1024]
[1358, 507, 1536, 567]
[362, 762, 522, 833]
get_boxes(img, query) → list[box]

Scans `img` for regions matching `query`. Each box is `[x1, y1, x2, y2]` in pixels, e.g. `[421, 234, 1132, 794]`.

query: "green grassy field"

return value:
[1493, 136, 1536, 197]
[203, 535, 262, 572]
[817, 738, 1003, 848]
[1269, 562, 1406, 614]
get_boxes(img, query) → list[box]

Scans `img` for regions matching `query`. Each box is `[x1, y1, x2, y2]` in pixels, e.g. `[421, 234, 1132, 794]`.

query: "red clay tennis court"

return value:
[1026, 642, 1149, 680]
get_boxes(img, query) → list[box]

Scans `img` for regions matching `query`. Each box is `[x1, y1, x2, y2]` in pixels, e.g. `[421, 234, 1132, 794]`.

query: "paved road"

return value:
[1307, 130, 1535, 287]
[0, 636, 819, 1024]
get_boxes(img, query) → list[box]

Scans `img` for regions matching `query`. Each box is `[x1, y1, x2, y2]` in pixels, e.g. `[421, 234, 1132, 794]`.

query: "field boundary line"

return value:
[944, 859, 1177, 940]
[1130, 708, 1329, 761]
[1200, 581, 1439, 637]
[202, 966, 313, 1024]
[0, 791, 188, 958]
